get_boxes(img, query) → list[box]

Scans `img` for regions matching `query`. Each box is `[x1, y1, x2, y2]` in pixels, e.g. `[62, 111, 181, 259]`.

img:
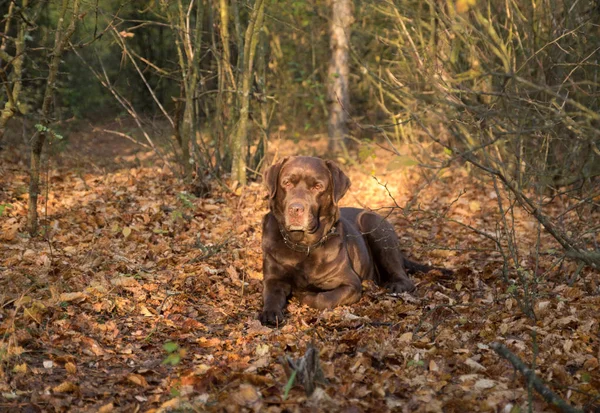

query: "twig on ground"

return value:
[490, 342, 583, 413]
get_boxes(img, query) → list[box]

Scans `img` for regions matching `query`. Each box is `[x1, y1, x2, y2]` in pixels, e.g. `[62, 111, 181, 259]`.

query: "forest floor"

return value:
[0, 126, 599, 412]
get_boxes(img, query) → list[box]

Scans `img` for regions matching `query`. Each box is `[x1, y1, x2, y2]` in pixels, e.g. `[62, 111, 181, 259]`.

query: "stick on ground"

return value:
[490, 342, 583, 413]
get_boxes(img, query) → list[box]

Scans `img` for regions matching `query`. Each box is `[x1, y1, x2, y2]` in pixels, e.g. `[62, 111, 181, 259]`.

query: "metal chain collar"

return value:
[279, 223, 339, 256]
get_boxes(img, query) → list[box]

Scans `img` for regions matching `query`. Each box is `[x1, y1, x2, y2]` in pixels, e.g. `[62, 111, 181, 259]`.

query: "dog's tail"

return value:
[405, 259, 452, 276]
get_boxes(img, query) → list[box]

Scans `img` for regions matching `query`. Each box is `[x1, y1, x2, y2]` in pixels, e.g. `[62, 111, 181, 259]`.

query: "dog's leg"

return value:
[260, 254, 293, 325]
[358, 211, 415, 293]
[260, 278, 292, 325]
[300, 281, 362, 310]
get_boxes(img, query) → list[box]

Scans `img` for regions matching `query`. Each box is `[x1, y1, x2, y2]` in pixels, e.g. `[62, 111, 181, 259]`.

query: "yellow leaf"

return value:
[53, 381, 79, 393]
[398, 332, 413, 343]
[7, 346, 25, 357]
[122, 227, 132, 238]
[469, 200, 481, 212]
[255, 343, 270, 357]
[24, 301, 46, 324]
[13, 363, 27, 374]
[456, 0, 477, 13]
[194, 364, 211, 375]
[139, 304, 154, 317]
[15, 296, 32, 307]
[65, 362, 77, 374]
[98, 403, 114, 413]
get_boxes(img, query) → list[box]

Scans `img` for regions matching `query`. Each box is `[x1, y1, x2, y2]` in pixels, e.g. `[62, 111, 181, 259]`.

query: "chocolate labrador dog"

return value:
[259, 156, 448, 326]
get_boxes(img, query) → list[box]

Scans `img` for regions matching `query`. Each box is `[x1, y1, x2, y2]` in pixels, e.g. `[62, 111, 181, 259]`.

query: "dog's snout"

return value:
[288, 202, 305, 216]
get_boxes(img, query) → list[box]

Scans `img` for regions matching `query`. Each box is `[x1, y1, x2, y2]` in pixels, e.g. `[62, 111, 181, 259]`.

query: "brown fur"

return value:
[259, 156, 448, 325]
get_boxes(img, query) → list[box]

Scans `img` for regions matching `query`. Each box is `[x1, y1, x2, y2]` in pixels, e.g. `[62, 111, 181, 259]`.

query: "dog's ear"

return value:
[264, 157, 289, 199]
[326, 160, 351, 204]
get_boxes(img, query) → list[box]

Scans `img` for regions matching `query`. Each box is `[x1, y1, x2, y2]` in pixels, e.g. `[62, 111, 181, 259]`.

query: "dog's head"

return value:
[264, 156, 350, 239]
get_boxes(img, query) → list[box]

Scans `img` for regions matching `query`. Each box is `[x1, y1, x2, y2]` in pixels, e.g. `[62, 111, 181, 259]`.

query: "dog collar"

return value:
[279, 223, 339, 256]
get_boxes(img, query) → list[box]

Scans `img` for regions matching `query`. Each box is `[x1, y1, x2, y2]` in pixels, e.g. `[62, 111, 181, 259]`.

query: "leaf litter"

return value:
[0, 133, 598, 412]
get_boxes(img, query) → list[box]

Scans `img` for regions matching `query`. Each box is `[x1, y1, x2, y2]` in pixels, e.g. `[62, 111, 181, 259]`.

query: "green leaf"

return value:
[170, 385, 181, 397]
[0, 204, 11, 216]
[407, 359, 425, 367]
[387, 155, 418, 170]
[444, 147, 453, 155]
[581, 372, 591, 383]
[283, 369, 297, 400]
[178, 192, 196, 209]
[163, 342, 179, 353]
[162, 353, 181, 366]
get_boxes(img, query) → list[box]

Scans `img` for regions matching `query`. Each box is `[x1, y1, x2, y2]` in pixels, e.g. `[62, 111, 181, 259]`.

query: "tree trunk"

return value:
[0, 0, 27, 147]
[327, 0, 353, 153]
[231, 0, 265, 185]
[171, 0, 204, 181]
[27, 0, 79, 235]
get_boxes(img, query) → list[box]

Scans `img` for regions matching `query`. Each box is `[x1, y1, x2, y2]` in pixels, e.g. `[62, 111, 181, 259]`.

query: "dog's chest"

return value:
[278, 243, 346, 290]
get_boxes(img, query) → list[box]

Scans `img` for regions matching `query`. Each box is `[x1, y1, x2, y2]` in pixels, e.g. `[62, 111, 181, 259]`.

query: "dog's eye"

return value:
[313, 183, 324, 191]
[282, 179, 292, 188]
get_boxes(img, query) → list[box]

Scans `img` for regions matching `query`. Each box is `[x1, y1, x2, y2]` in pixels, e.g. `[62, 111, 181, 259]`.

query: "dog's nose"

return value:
[288, 203, 305, 216]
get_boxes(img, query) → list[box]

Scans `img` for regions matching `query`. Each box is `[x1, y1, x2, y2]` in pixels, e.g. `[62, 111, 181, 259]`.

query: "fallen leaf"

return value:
[65, 362, 77, 374]
[429, 360, 439, 372]
[80, 336, 105, 356]
[584, 357, 598, 370]
[12, 363, 27, 374]
[53, 381, 79, 393]
[233, 384, 261, 407]
[474, 379, 496, 390]
[127, 373, 148, 387]
[98, 403, 114, 413]
[255, 343, 269, 357]
[139, 304, 154, 316]
[398, 332, 413, 343]
[469, 200, 481, 212]
[465, 358, 487, 372]
[60, 292, 87, 302]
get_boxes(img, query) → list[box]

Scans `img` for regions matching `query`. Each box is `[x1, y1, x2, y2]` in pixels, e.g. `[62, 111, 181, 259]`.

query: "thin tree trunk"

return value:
[27, 0, 79, 235]
[209, 1, 226, 173]
[180, 0, 204, 181]
[256, 29, 268, 166]
[231, 0, 265, 185]
[327, 0, 353, 153]
[0, 1, 27, 146]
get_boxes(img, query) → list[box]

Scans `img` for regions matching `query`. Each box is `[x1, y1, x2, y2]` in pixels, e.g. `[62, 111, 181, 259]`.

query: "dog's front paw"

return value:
[259, 309, 285, 326]
[387, 279, 415, 294]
